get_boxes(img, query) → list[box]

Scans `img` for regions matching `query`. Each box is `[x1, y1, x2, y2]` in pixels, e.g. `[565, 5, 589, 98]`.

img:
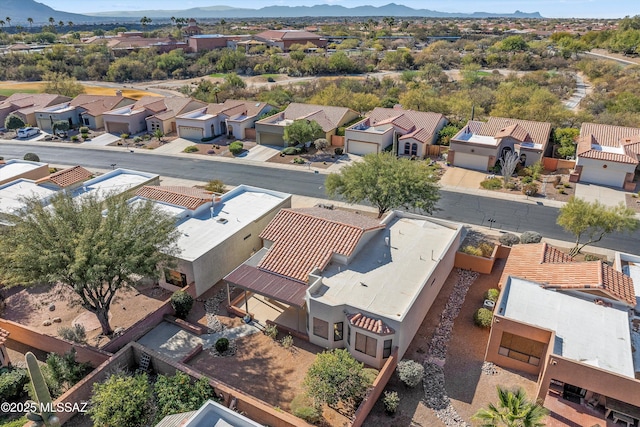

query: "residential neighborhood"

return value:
[2, 2, 640, 427]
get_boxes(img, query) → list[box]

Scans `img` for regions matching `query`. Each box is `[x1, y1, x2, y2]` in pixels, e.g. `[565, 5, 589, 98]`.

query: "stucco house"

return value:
[35, 94, 135, 132]
[485, 243, 640, 423]
[224, 207, 462, 369]
[0, 93, 72, 127]
[573, 123, 640, 190]
[255, 103, 359, 147]
[0, 159, 49, 186]
[103, 96, 206, 135]
[176, 100, 274, 141]
[449, 117, 552, 170]
[253, 30, 327, 51]
[345, 107, 448, 157]
[132, 185, 291, 297]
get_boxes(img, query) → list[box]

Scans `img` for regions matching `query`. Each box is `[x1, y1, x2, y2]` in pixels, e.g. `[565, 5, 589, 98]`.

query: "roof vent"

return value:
[217, 217, 228, 224]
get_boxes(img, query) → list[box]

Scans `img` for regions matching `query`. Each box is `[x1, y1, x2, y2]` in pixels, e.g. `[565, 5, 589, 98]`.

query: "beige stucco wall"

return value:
[0, 162, 50, 186]
[104, 111, 149, 135]
[36, 109, 80, 132]
[576, 156, 636, 188]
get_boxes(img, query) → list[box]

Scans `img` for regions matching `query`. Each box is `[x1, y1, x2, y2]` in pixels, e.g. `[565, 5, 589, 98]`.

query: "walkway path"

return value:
[564, 72, 591, 111]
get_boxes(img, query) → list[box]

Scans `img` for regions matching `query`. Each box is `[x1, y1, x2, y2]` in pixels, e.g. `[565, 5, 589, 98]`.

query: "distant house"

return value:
[188, 34, 251, 52]
[255, 103, 359, 147]
[253, 29, 327, 51]
[93, 32, 188, 54]
[132, 185, 291, 297]
[0, 159, 49, 186]
[449, 117, 552, 170]
[573, 123, 640, 190]
[103, 96, 205, 135]
[485, 243, 640, 420]
[0, 93, 72, 127]
[35, 94, 135, 132]
[225, 207, 462, 369]
[182, 19, 203, 37]
[345, 107, 447, 157]
[176, 100, 274, 141]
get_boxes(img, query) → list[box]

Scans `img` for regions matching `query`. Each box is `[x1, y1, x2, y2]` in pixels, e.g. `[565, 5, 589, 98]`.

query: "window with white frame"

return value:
[313, 318, 329, 340]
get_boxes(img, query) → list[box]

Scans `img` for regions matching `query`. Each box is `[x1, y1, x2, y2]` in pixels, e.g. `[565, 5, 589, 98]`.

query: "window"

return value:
[404, 142, 410, 155]
[355, 332, 377, 357]
[165, 269, 187, 287]
[498, 332, 545, 366]
[313, 318, 329, 340]
[333, 322, 343, 341]
[383, 339, 392, 358]
[83, 118, 90, 125]
[347, 325, 351, 345]
[411, 143, 418, 156]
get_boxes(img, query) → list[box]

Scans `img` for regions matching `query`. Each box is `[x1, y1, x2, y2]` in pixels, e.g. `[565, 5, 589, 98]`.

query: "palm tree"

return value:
[140, 16, 152, 29]
[58, 20, 64, 29]
[27, 17, 33, 29]
[68, 21, 73, 28]
[5, 17, 11, 27]
[0, 20, 4, 30]
[472, 386, 548, 427]
[49, 17, 55, 26]
[170, 16, 176, 25]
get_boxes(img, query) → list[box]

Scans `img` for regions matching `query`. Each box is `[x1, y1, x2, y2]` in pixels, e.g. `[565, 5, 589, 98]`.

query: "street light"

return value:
[110, 163, 117, 170]
[487, 218, 496, 230]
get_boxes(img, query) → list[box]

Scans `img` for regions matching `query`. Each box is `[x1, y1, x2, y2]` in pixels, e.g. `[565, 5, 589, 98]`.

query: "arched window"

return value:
[519, 153, 527, 165]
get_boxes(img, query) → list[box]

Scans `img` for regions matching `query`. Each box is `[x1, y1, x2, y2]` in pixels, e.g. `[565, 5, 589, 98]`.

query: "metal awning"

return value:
[225, 264, 307, 308]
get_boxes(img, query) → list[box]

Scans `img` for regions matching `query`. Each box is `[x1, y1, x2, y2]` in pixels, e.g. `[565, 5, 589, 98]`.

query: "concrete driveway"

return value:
[243, 144, 280, 162]
[440, 166, 490, 190]
[83, 133, 120, 146]
[575, 182, 627, 207]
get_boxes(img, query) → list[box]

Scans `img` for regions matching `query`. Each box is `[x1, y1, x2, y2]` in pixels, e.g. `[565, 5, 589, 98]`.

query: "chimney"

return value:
[115, 90, 122, 97]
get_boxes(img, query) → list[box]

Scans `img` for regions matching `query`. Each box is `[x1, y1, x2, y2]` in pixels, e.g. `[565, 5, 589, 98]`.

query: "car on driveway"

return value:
[17, 127, 40, 139]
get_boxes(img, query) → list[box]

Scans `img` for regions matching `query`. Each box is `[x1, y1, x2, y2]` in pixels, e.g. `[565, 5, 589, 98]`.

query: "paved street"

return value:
[1, 142, 639, 253]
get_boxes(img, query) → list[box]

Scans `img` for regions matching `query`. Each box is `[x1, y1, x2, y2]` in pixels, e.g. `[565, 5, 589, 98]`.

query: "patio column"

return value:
[244, 290, 249, 315]
[226, 283, 231, 307]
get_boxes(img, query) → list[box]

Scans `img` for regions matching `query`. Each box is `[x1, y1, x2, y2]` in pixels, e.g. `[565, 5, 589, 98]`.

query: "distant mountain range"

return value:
[4, 1, 542, 25]
[88, 3, 543, 19]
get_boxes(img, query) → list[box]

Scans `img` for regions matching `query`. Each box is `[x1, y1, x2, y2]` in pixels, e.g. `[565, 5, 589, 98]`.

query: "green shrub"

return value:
[478, 242, 495, 257]
[79, 126, 89, 134]
[562, 182, 571, 188]
[362, 368, 379, 386]
[133, 136, 143, 143]
[280, 334, 294, 350]
[396, 360, 424, 388]
[584, 253, 601, 261]
[531, 161, 544, 180]
[480, 177, 502, 190]
[293, 157, 306, 164]
[155, 372, 215, 421]
[0, 367, 29, 401]
[484, 288, 500, 302]
[282, 147, 301, 155]
[517, 166, 532, 177]
[520, 231, 542, 244]
[215, 338, 230, 353]
[183, 145, 199, 153]
[504, 182, 517, 190]
[170, 291, 194, 319]
[521, 176, 533, 184]
[265, 324, 278, 340]
[499, 233, 520, 246]
[290, 395, 320, 423]
[23, 153, 40, 162]
[204, 179, 225, 193]
[474, 308, 493, 328]
[383, 390, 400, 414]
[460, 245, 483, 256]
[201, 136, 215, 142]
[71, 135, 79, 142]
[0, 416, 28, 427]
[229, 141, 244, 155]
[521, 183, 539, 196]
[120, 133, 129, 140]
[557, 188, 566, 194]
[334, 147, 344, 155]
[89, 373, 153, 427]
[58, 324, 86, 343]
[40, 349, 92, 398]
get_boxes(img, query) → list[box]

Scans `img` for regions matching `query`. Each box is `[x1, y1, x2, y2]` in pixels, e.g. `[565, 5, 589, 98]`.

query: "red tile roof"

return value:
[495, 123, 532, 143]
[258, 207, 385, 283]
[255, 30, 323, 41]
[347, 312, 394, 335]
[279, 103, 357, 132]
[205, 99, 271, 119]
[480, 117, 551, 148]
[0, 328, 8, 346]
[577, 123, 640, 165]
[35, 166, 93, 188]
[500, 243, 636, 306]
[136, 186, 213, 210]
[365, 107, 446, 144]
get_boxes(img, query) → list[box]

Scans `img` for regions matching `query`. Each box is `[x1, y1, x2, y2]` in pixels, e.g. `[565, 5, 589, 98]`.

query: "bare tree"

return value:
[500, 151, 520, 184]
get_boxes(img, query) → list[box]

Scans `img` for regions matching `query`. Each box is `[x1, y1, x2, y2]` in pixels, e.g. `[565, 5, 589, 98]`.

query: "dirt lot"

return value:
[1, 282, 170, 346]
[267, 146, 347, 170]
[0, 81, 158, 100]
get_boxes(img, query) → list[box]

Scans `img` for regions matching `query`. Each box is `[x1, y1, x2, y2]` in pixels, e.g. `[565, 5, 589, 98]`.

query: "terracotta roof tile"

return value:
[500, 243, 636, 306]
[0, 328, 8, 346]
[347, 312, 394, 335]
[495, 123, 532, 143]
[136, 186, 213, 210]
[281, 103, 356, 131]
[577, 123, 640, 165]
[258, 208, 385, 283]
[480, 117, 551, 148]
[366, 107, 446, 143]
[205, 100, 270, 118]
[35, 166, 93, 188]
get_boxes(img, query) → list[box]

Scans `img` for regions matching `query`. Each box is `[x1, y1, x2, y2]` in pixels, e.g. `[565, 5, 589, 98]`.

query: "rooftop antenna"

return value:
[471, 104, 475, 121]
[210, 206, 214, 219]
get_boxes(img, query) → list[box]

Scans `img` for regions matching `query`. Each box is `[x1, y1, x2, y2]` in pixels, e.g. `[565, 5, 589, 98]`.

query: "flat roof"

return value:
[500, 277, 635, 378]
[182, 399, 263, 427]
[71, 168, 158, 202]
[310, 213, 460, 320]
[0, 179, 57, 215]
[166, 185, 290, 262]
[0, 160, 45, 183]
[455, 132, 498, 146]
[178, 109, 214, 120]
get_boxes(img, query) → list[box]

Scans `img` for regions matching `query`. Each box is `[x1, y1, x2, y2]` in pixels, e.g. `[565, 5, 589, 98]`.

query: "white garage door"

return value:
[579, 167, 625, 188]
[347, 140, 378, 156]
[179, 126, 204, 141]
[454, 152, 488, 171]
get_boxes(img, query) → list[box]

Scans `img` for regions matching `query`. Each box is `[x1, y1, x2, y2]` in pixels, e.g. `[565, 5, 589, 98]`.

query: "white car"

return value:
[17, 127, 40, 138]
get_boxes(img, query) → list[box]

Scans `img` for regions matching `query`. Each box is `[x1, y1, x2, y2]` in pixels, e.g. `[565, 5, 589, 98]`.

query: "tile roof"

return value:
[71, 95, 132, 116]
[494, 123, 532, 143]
[0, 328, 8, 346]
[366, 107, 446, 143]
[35, 166, 93, 188]
[136, 186, 213, 210]
[499, 243, 636, 306]
[282, 103, 356, 131]
[258, 207, 385, 283]
[255, 30, 323, 41]
[479, 117, 551, 148]
[205, 100, 270, 119]
[347, 312, 394, 335]
[577, 123, 640, 165]
[0, 93, 72, 115]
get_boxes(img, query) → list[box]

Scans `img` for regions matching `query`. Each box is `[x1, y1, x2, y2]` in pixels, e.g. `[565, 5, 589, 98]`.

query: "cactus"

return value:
[25, 352, 60, 426]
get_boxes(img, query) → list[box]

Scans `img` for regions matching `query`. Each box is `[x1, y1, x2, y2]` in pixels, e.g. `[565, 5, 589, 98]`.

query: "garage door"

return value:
[453, 152, 489, 171]
[106, 122, 129, 135]
[259, 132, 285, 146]
[579, 166, 625, 188]
[179, 126, 204, 141]
[347, 140, 378, 156]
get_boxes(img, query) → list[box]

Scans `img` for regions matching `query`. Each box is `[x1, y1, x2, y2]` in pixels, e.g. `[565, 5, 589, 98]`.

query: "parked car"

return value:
[17, 127, 40, 139]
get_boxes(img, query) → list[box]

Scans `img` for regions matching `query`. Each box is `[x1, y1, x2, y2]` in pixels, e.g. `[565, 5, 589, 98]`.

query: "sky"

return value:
[37, 0, 640, 18]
